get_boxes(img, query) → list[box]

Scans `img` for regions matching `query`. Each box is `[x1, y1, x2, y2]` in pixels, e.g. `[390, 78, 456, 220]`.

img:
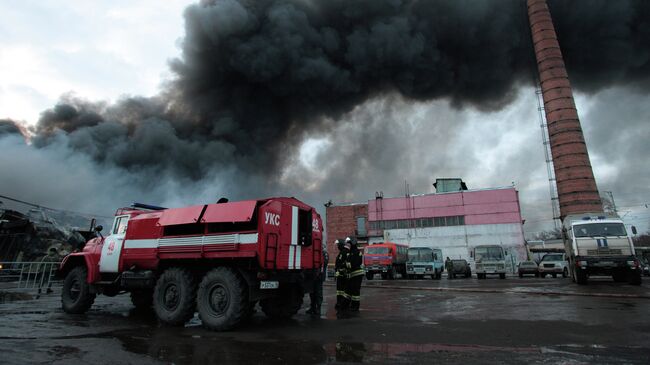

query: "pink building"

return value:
[367, 187, 526, 269]
[326, 181, 527, 271]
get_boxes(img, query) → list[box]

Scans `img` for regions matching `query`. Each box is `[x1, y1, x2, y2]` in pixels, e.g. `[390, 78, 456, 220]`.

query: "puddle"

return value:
[111, 328, 328, 364]
[0, 291, 33, 303]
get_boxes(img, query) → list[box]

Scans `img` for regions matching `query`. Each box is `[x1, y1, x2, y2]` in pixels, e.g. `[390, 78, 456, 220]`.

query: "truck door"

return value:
[99, 215, 129, 273]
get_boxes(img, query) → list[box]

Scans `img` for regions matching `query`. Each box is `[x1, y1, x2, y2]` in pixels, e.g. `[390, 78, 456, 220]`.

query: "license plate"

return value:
[260, 281, 279, 289]
[595, 261, 614, 267]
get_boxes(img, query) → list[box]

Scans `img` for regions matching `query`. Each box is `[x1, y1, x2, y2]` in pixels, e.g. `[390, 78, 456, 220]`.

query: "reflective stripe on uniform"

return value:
[349, 295, 361, 301]
[348, 269, 365, 277]
[336, 291, 350, 298]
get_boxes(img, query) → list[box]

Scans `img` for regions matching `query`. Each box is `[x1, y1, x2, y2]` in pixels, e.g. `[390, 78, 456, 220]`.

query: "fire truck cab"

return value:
[58, 197, 323, 331]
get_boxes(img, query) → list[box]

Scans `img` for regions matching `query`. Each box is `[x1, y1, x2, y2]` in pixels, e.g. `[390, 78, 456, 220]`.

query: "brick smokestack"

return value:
[527, 0, 603, 218]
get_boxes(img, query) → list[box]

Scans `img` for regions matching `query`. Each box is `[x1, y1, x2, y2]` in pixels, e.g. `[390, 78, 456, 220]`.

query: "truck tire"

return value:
[260, 285, 303, 319]
[388, 267, 396, 280]
[562, 268, 568, 278]
[627, 271, 642, 286]
[612, 271, 627, 283]
[61, 266, 96, 314]
[436, 271, 442, 280]
[499, 273, 506, 279]
[366, 273, 373, 280]
[130, 289, 154, 310]
[154, 268, 196, 326]
[197, 267, 248, 331]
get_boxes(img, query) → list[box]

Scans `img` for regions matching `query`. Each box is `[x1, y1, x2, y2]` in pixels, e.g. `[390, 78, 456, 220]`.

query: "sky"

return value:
[1, 0, 649, 237]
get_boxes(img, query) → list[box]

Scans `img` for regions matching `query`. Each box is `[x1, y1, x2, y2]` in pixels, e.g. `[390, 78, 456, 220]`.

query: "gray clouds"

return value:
[1, 0, 649, 232]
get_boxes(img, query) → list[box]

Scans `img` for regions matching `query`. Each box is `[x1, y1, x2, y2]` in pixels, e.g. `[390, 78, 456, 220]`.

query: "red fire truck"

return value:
[58, 197, 323, 331]
[363, 242, 409, 280]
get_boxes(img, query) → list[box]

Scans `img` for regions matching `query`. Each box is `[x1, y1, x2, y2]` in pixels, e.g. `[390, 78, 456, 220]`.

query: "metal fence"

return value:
[0, 261, 62, 293]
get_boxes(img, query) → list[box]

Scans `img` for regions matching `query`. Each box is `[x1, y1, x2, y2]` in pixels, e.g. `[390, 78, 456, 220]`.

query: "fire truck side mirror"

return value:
[95, 225, 103, 233]
[631, 226, 637, 235]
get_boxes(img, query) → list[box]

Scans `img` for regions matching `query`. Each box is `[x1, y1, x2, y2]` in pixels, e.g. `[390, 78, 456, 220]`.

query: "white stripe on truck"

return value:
[123, 233, 259, 249]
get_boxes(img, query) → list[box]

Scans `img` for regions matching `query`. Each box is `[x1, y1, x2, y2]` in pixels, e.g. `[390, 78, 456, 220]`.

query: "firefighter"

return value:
[335, 239, 350, 314]
[445, 256, 453, 279]
[307, 242, 329, 316]
[344, 237, 364, 313]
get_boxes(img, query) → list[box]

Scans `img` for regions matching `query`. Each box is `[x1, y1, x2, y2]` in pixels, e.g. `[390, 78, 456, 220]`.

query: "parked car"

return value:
[517, 261, 539, 278]
[538, 253, 569, 278]
[450, 259, 471, 279]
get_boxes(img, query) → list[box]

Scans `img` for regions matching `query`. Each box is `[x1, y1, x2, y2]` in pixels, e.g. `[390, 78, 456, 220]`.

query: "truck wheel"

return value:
[539, 273, 546, 278]
[388, 268, 396, 280]
[366, 273, 373, 280]
[576, 270, 588, 285]
[436, 271, 442, 280]
[197, 267, 248, 331]
[519, 273, 523, 278]
[260, 285, 303, 319]
[627, 271, 642, 286]
[130, 289, 154, 310]
[612, 271, 626, 283]
[562, 268, 568, 278]
[381, 273, 388, 280]
[61, 266, 96, 314]
[552, 273, 557, 278]
[499, 273, 506, 279]
[153, 268, 196, 326]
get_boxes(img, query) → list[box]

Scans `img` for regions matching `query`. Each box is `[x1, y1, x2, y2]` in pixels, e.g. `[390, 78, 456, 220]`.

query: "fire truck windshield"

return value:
[574, 223, 627, 238]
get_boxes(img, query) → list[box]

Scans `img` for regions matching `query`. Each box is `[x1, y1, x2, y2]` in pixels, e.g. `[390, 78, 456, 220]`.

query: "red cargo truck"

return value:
[58, 197, 322, 331]
[363, 242, 408, 280]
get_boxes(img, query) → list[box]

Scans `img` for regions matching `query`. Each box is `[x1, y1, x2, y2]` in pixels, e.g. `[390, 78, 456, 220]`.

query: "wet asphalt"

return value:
[1, 275, 649, 364]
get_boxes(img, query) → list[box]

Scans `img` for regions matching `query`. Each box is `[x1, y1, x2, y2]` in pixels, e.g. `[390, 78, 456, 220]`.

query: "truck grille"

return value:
[586, 249, 622, 256]
[543, 264, 554, 268]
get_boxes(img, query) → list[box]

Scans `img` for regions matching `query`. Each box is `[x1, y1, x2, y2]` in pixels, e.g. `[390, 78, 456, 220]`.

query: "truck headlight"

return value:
[426, 267, 432, 271]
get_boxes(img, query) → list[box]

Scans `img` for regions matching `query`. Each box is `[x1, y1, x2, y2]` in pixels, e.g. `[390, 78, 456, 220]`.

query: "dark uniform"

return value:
[335, 241, 350, 313]
[308, 248, 329, 315]
[345, 243, 364, 312]
[445, 257, 453, 279]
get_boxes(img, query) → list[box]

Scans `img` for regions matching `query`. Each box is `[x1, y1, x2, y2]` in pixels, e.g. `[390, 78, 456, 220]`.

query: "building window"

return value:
[357, 216, 367, 236]
[370, 216, 465, 230]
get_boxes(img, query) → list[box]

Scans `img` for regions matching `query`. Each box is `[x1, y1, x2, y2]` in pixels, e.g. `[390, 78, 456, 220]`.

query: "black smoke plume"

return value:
[2, 0, 649, 221]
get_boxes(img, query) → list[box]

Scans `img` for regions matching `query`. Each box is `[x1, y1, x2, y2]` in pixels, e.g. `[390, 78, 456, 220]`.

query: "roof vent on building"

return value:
[433, 178, 468, 193]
